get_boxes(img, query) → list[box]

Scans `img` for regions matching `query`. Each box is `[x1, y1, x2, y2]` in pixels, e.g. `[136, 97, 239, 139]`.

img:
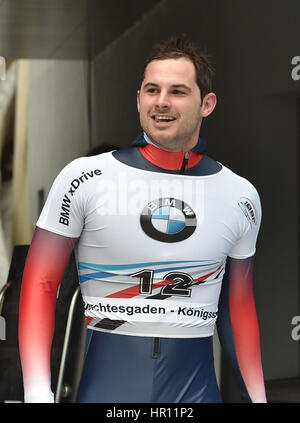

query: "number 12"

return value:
[132, 270, 193, 298]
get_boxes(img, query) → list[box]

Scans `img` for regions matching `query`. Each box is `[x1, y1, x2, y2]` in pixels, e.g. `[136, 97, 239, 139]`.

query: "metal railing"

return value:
[0, 282, 11, 341]
[0, 282, 11, 315]
[55, 286, 87, 403]
[1, 277, 86, 402]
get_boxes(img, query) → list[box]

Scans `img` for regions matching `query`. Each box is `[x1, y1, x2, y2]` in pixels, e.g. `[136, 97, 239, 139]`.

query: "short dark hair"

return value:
[140, 35, 214, 100]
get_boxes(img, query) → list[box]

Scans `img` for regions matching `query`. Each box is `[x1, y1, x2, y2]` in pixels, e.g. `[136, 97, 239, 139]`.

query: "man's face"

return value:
[137, 57, 207, 152]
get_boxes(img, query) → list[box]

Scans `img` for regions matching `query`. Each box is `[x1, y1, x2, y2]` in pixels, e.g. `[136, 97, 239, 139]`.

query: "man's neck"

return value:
[143, 132, 161, 149]
[139, 133, 202, 171]
[143, 132, 197, 153]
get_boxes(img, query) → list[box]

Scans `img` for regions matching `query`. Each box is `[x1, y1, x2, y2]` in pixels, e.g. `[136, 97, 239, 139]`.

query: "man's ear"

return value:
[200, 93, 217, 117]
[137, 90, 141, 112]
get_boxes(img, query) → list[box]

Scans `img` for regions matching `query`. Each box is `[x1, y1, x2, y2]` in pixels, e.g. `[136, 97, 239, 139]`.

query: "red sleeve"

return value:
[18, 227, 78, 403]
[217, 256, 266, 403]
[229, 257, 266, 402]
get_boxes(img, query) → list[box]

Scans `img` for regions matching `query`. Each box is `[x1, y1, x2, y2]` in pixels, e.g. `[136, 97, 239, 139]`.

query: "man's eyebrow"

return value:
[143, 82, 159, 89]
[171, 84, 192, 92]
[143, 82, 192, 92]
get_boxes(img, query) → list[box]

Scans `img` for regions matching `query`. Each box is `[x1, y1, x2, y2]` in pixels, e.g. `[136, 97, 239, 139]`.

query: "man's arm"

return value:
[217, 256, 267, 403]
[18, 227, 78, 403]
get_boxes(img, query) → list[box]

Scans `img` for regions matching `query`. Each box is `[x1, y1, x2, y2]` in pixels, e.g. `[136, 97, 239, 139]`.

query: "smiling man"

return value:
[18, 36, 266, 403]
[137, 56, 216, 152]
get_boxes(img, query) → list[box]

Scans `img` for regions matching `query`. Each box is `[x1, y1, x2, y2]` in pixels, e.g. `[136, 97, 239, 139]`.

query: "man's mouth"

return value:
[151, 114, 177, 123]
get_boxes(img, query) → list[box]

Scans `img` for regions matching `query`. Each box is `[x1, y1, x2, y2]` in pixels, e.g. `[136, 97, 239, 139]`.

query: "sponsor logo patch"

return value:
[140, 197, 197, 242]
[59, 169, 102, 226]
[238, 197, 257, 226]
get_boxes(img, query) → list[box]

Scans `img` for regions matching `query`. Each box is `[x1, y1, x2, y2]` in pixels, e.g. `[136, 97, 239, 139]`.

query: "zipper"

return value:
[180, 151, 189, 174]
[153, 337, 159, 358]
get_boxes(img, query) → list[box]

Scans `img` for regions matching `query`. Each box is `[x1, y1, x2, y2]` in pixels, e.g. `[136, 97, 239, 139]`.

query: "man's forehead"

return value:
[143, 57, 197, 87]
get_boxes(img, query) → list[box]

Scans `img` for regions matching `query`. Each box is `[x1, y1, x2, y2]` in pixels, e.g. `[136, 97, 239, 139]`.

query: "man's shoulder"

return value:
[220, 163, 259, 194]
[56, 152, 112, 178]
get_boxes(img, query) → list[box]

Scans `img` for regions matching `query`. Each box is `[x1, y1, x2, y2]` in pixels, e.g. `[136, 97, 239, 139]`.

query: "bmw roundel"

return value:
[140, 198, 197, 242]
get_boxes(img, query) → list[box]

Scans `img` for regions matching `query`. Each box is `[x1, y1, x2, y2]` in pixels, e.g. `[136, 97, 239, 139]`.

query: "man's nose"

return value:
[155, 91, 170, 109]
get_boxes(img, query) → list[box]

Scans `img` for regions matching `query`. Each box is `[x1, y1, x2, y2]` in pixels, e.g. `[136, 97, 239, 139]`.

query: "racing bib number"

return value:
[132, 270, 197, 298]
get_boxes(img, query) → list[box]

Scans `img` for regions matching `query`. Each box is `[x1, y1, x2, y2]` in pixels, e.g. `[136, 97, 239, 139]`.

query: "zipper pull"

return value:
[180, 151, 189, 174]
[153, 337, 159, 358]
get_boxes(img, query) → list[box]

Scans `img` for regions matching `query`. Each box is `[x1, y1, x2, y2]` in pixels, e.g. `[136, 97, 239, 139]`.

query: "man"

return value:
[18, 36, 266, 403]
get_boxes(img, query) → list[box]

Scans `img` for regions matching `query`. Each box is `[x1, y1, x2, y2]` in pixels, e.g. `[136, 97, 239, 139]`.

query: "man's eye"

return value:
[147, 88, 158, 93]
[173, 90, 185, 95]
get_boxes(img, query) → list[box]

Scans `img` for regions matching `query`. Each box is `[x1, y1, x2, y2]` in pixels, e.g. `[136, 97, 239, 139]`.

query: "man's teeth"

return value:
[154, 116, 175, 121]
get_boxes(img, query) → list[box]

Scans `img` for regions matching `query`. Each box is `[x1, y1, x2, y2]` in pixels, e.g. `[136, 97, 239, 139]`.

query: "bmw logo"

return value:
[140, 198, 197, 243]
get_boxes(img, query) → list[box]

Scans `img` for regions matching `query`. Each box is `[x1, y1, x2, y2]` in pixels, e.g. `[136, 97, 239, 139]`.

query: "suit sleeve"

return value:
[217, 256, 266, 403]
[18, 159, 90, 402]
[18, 227, 78, 403]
